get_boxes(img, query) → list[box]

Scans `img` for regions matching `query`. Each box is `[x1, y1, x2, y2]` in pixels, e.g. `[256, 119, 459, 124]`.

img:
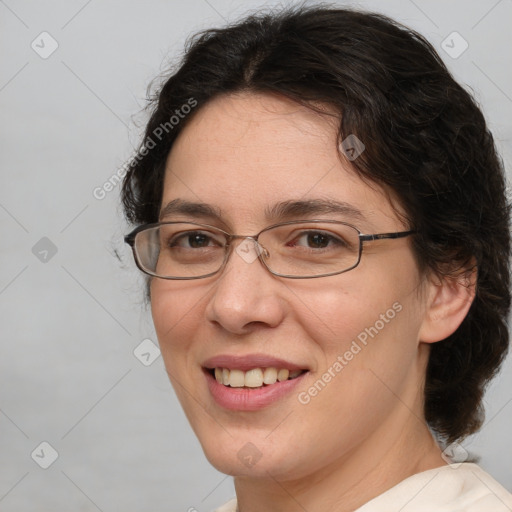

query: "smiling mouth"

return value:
[206, 367, 308, 388]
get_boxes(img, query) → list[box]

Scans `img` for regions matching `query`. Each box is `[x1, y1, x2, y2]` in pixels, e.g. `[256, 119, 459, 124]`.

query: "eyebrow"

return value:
[159, 198, 221, 221]
[159, 198, 366, 224]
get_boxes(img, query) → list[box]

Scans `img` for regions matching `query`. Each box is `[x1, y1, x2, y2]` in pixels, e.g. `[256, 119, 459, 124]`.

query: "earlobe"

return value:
[418, 265, 477, 344]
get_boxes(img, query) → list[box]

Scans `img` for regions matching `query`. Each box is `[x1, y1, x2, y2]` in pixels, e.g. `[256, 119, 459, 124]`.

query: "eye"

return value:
[290, 230, 348, 250]
[169, 231, 224, 249]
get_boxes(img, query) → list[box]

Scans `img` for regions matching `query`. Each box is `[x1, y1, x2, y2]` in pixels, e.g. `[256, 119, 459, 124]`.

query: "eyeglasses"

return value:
[124, 220, 415, 280]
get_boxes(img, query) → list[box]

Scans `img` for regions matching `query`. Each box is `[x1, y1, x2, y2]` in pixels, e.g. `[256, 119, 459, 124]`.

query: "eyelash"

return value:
[289, 230, 346, 248]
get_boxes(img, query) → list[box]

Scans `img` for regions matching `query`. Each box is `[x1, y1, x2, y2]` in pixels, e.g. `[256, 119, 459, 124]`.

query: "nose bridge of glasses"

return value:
[228, 235, 269, 262]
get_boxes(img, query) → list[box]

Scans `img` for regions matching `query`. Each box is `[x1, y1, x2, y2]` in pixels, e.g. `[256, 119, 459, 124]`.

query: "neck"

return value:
[233, 399, 446, 512]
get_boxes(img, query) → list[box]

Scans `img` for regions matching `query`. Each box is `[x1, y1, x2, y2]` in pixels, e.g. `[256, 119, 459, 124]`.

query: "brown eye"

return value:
[169, 231, 222, 249]
[290, 230, 348, 250]
[306, 233, 331, 248]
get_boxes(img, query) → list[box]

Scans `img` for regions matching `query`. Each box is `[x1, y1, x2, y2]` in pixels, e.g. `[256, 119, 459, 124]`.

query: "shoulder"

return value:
[212, 465, 511, 512]
[213, 497, 237, 512]
[357, 463, 512, 512]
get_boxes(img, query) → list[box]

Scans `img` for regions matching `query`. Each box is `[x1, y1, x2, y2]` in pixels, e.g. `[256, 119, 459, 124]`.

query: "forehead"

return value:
[162, 92, 403, 230]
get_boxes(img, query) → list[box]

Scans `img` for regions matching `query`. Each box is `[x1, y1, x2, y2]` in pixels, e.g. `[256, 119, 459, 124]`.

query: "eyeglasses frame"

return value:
[124, 219, 416, 280]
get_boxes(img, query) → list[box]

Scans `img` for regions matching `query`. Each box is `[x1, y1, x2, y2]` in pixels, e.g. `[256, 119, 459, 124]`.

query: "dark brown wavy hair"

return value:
[121, 4, 511, 444]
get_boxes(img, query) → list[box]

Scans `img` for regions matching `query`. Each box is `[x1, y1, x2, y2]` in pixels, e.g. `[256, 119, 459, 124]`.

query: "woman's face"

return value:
[151, 92, 432, 480]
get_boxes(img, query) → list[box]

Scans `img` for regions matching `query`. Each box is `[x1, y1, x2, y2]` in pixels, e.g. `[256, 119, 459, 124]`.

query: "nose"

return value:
[204, 237, 286, 335]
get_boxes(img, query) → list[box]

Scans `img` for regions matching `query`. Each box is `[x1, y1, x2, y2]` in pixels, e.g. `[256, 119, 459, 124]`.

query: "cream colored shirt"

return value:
[214, 463, 512, 512]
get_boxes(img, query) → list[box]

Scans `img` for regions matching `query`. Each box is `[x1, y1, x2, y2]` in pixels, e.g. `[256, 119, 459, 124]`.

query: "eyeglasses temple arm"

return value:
[360, 230, 416, 242]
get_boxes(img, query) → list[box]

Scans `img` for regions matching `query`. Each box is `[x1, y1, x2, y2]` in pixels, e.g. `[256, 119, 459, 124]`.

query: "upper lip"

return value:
[202, 353, 309, 372]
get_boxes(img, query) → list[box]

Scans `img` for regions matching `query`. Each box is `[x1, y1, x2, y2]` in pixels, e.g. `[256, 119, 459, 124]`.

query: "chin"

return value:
[205, 448, 285, 478]
[197, 430, 310, 481]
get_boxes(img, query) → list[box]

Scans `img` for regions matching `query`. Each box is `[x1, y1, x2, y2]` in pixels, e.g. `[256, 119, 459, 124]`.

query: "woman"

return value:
[122, 5, 512, 511]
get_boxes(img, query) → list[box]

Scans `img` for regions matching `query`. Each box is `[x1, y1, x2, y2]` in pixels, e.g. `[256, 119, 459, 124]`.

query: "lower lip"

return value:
[204, 369, 308, 411]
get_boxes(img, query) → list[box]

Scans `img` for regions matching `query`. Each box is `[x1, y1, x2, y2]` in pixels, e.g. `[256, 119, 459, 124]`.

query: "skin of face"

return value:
[150, 92, 474, 510]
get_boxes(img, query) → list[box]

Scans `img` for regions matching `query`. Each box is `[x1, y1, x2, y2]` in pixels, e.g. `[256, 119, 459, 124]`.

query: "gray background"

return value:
[1, 0, 511, 510]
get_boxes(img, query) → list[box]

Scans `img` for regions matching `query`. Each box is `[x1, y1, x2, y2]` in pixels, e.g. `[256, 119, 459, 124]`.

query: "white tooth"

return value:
[229, 369, 245, 387]
[289, 370, 302, 379]
[245, 368, 264, 388]
[277, 369, 290, 382]
[263, 367, 278, 385]
[222, 368, 230, 385]
[214, 368, 223, 383]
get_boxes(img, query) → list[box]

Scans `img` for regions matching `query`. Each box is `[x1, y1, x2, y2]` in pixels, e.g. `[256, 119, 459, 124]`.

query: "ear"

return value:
[418, 263, 477, 344]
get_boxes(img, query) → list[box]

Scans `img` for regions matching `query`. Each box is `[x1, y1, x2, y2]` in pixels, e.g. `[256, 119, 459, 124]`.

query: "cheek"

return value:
[150, 281, 205, 358]
[150, 282, 210, 418]
[288, 271, 416, 343]
[289, 264, 425, 391]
